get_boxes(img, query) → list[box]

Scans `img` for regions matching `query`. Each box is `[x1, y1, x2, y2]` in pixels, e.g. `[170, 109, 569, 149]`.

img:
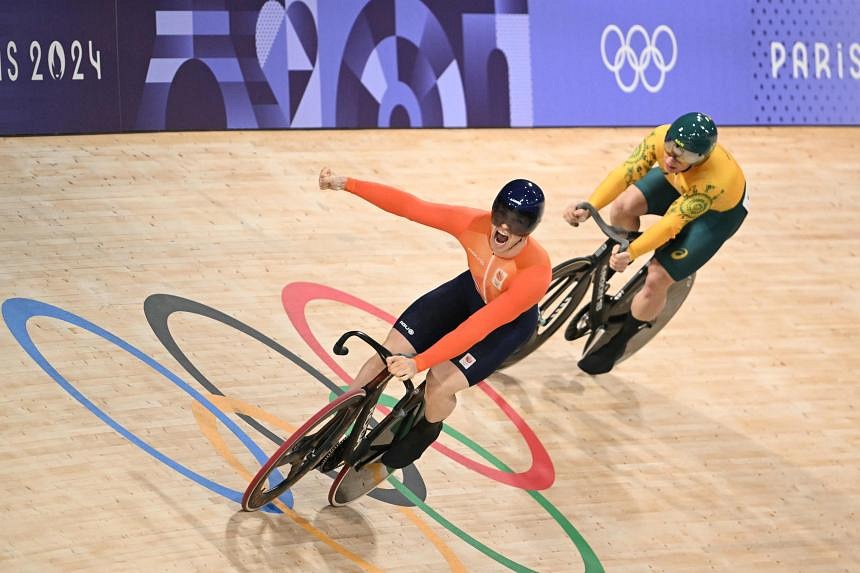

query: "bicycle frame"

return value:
[330, 331, 425, 471]
[501, 202, 691, 369]
[573, 202, 635, 338]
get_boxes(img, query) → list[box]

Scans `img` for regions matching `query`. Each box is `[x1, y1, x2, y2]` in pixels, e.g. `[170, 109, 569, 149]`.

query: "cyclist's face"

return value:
[491, 208, 534, 237]
[490, 216, 528, 257]
[663, 140, 704, 173]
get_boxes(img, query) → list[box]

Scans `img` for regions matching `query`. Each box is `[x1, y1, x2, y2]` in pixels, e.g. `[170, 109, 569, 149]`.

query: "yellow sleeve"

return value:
[627, 187, 716, 260]
[587, 128, 663, 210]
[627, 212, 685, 259]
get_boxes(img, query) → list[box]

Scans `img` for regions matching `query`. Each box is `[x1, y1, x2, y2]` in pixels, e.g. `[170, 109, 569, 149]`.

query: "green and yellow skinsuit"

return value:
[587, 124, 748, 280]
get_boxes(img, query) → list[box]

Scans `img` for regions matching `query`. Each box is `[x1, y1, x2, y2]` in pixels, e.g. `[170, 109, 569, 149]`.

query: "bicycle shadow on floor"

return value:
[128, 471, 352, 573]
[221, 501, 378, 572]
[490, 360, 642, 427]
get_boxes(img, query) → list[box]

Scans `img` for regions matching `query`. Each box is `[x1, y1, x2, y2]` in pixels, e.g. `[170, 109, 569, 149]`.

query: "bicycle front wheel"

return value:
[501, 257, 592, 368]
[242, 388, 366, 512]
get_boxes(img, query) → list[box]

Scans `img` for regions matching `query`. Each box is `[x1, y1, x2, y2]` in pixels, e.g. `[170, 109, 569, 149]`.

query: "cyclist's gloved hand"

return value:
[319, 167, 347, 191]
[386, 355, 418, 382]
[563, 200, 591, 227]
[609, 244, 632, 272]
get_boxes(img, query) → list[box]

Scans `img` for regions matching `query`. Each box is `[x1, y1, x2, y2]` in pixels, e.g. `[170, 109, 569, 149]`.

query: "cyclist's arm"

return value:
[587, 128, 662, 210]
[345, 178, 476, 235]
[628, 192, 712, 259]
[413, 265, 552, 371]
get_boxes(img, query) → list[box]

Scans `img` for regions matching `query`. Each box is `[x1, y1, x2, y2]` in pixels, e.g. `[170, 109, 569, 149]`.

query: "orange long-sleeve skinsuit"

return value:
[345, 178, 552, 373]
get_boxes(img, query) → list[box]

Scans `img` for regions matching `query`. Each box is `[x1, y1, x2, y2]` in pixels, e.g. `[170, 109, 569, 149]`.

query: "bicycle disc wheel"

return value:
[328, 461, 393, 507]
[618, 271, 695, 362]
[328, 402, 425, 506]
[583, 271, 696, 364]
[501, 257, 592, 368]
[242, 388, 366, 512]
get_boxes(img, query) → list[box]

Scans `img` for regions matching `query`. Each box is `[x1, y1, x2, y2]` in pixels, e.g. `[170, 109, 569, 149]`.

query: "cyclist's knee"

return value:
[383, 328, 416, 356]
[644, 260, 675, 292]
[610, 186, 647, 227]
[619, 186, 648, 213]
[425, 365, 468, 398]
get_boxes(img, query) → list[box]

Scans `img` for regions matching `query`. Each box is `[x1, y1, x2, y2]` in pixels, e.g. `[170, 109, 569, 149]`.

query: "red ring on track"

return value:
[281, 282, 555, 490]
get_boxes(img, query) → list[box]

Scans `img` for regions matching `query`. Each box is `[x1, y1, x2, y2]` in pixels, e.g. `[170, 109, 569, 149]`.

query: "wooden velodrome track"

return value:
[1, 126, 858, 572]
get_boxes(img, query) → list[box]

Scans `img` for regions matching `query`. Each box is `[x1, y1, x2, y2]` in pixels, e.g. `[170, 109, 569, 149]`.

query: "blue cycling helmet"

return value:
[491, 179, 545, 235]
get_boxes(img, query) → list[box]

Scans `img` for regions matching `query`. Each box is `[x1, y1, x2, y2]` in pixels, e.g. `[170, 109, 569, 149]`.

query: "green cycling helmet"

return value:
[665, 112, 718, 157]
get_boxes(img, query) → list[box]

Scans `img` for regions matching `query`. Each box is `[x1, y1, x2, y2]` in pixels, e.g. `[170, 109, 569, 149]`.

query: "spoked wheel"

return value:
[242, 389, 366, 512]
[501, 258, 592, 368]
[583, 270, 696, 364]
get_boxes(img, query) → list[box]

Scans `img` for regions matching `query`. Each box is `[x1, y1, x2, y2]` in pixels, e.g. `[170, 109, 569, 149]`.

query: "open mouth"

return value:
[494, 229, 510, 246]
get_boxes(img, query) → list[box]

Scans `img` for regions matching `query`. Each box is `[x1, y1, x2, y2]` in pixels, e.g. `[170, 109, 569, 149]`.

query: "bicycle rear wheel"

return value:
[501, 257, 592, 368]
[583, 271, 696, 364]
[328, 401, 425, 506]
[242, 388, 366, 512]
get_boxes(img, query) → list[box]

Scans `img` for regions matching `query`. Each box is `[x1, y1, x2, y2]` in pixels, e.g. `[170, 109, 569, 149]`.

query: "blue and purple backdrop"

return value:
[1, 0, 857, 135]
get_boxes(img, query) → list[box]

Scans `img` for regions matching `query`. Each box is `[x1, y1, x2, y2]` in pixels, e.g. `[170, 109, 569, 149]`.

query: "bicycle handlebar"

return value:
[333, 331, 416, 392]
[575, 202, 630, 253]
[333, 330, 392, 360]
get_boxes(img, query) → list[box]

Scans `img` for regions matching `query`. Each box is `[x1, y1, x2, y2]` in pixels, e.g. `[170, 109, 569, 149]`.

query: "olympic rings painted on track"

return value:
[600, 24, 677, 94]
[1, 297, 290, 512]
[281, 281, 556, 491]
[142, 293, 427, 507]
[3, 293, 604, 572]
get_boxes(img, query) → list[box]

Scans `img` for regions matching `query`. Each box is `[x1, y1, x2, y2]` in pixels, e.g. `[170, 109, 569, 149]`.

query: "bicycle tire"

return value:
[500, 257, 592, 368]
[241, 388, 366, 512]
[583, 271, 696, 364]
[328, 402, 425, 506]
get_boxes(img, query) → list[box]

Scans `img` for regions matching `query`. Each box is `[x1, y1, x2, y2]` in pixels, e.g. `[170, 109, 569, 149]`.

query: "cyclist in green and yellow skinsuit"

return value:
[563, 112, 748, 374]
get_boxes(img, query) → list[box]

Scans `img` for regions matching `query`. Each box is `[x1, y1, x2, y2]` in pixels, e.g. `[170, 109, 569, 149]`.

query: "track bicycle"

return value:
[501, 202, 695, 368]
[242, 330, 426, 511]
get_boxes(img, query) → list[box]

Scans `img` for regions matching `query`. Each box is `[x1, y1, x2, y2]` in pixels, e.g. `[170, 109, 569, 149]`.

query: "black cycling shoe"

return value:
[578, 313, 649, 374]
[381, 416, 443, 469]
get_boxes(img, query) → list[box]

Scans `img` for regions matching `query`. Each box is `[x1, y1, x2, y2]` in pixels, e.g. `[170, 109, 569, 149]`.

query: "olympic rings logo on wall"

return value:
[3, 283, 604, 573]
[600, 24, 677, 94]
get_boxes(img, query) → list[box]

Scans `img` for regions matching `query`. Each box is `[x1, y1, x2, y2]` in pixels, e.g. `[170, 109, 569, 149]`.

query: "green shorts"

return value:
[634, 167, 747, 281]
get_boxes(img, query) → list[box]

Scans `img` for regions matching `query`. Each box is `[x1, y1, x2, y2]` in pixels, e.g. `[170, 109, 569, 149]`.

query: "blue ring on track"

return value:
[2, 297, 292, 512]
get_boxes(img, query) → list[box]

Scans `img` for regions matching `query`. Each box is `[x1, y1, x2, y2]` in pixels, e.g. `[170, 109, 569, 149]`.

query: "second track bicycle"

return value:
[501, 202, 695, 368]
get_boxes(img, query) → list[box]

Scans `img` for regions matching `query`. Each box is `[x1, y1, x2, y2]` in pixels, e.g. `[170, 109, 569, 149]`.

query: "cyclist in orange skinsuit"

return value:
[319, 167, 551, 468]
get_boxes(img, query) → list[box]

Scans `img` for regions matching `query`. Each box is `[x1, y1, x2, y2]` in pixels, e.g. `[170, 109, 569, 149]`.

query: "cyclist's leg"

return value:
[630, 258, 676, 321]
[578, 259, 674, 373]
[423, 361, 470, 423]
[610, 167, 675, 231]
[349, 271, 473, 391]
[382, 305, 537, 468]
[380, 363, 466, 468]
[609, 185, 648, 231]
[348, 329, 415, 391]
